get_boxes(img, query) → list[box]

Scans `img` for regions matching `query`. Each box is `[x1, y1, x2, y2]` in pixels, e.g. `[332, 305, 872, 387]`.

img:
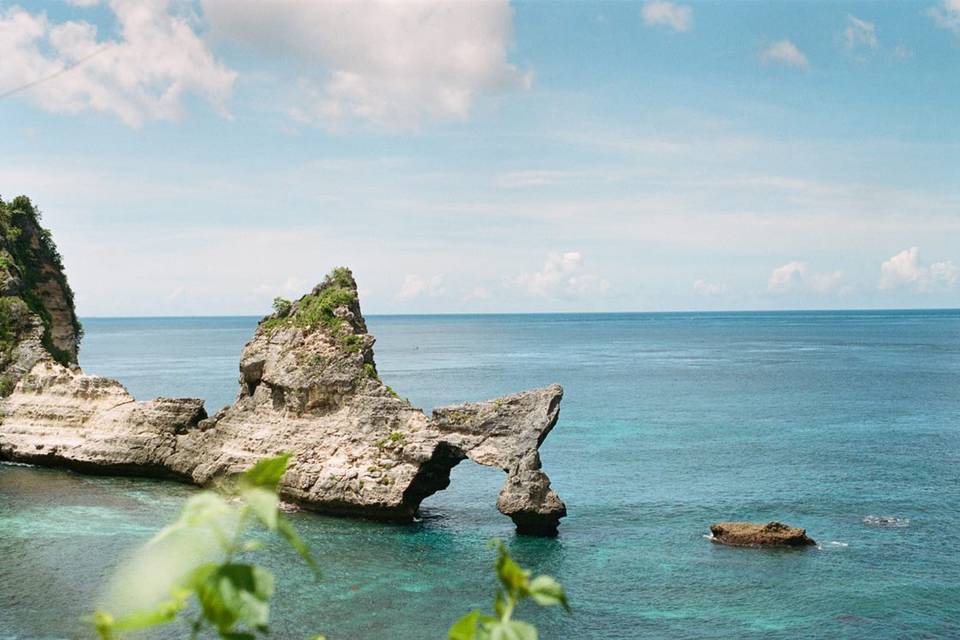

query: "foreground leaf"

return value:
[449, 609, 480, 640]
[191, 563, 275, 633]
[242, 486, 280, 530]
[488, 620, 537, 640]
[528, 575, 570, 612]
[278, 516, 320, 577]
[242, 453, 291, 490]
[492, 541, 529, 598]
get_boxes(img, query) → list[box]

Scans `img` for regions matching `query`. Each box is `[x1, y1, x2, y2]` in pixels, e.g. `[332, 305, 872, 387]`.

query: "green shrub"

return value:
[262, 268, 357, 338]
[272, 297, 292, 317]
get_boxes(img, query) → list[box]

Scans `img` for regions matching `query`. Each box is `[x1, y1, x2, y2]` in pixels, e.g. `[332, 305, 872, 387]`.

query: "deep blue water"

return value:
[2, 311, 960, 639]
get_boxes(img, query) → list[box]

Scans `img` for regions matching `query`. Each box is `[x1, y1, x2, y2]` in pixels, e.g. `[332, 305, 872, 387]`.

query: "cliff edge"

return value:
[0, 198, 566, 535]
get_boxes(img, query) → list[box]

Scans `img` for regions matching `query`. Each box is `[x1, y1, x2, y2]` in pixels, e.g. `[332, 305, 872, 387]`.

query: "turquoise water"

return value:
[2, 311, 960, 639]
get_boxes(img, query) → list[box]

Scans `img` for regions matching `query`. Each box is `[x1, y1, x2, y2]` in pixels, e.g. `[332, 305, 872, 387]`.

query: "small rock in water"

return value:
[709, 521, 816, 548]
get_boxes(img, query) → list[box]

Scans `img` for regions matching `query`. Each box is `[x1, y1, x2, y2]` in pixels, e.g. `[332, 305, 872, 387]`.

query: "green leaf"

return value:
[528, 575, 570, 612]
[278, 516, 320, 577]
[242, 453, 291, 490]
[85, 610, 115, 640]
[449, 609, 480, 640]
[86, 589, 190, 638]
[150, 491, 232, 545]
[242, 486, 280, 530]
[488, 620, 537, 640]
[493, 541, 529, 599]
[191, 563, 275, 633]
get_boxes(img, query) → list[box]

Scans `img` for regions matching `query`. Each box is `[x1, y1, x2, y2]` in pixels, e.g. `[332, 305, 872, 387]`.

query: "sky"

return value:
[1, 0, 958, 316]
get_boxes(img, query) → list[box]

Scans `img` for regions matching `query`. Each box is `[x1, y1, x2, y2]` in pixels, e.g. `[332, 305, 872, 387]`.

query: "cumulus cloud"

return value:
[879, 247, 958, 292]
[509, 251, 610, 298]
[843, 15, 878, 52]
[768, 261, 846, 294]
[760, 40, 809, 69]
[693, 279, 727, 296]
[0, 1, 236, 126]
[641, 1, 693, 32]
[928, 0, 960, 33]
[397, 274, 446, 300]
[202, 0, 529, 129]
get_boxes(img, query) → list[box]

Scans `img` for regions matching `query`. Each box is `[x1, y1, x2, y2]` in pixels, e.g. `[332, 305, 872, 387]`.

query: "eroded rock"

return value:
[709, 521, 816, 547]
[0, 207, 567, 535]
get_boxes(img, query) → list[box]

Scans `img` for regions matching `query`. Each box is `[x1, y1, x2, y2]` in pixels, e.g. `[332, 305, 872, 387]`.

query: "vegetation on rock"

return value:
[0, 195, 82, 366]
[262, 267, 358, 337]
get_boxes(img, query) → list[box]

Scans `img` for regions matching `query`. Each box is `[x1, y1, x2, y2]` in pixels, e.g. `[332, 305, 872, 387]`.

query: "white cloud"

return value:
[0, 1, 236, 126]
[510, 251, 610, 298]
[843, 15, 878, 52]
[929, 0, 960, 33]
[760, 40, 809, 69]
[641, 1, 693, 32]
[397, 274, 446, 300]
[66, 0, 100, 7]
[202, 0, 529, 129]
[768, 261, 807, 292]
[693, 279, 727, 296]
[768, 261, 846, 294]
[879, 247, 958, 292]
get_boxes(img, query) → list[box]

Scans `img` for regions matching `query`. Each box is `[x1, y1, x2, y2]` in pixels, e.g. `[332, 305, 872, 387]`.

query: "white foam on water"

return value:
[863, 515, 910, 528]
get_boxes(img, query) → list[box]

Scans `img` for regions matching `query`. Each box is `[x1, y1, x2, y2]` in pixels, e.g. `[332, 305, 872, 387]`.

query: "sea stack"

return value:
[0, 195, 566, 536]
[709, 521, 816, 547]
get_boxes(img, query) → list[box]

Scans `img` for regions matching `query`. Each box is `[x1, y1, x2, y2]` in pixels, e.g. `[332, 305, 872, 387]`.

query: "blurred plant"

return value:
[86, 453, 321, 640]
[449, 540, 570, 640]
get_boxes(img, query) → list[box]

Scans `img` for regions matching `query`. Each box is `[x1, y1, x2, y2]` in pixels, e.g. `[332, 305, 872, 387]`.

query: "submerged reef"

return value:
[0, 197, 566, 536]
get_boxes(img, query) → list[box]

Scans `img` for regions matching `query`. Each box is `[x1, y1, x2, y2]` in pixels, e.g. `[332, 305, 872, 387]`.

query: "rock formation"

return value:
[709, 521, 816, 548]
[0, 197, 566, 535]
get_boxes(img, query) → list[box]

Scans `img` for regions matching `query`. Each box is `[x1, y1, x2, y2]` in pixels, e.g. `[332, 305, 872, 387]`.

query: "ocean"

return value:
[1, 311, 959, 639]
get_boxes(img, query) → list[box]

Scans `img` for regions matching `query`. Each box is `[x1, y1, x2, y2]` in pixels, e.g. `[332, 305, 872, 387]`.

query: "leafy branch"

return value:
[449, 540, 570, 640]
[87, 453, 321, 640]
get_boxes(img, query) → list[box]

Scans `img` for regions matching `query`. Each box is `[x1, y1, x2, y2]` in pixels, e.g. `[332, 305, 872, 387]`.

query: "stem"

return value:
[501, 595, 516, 623]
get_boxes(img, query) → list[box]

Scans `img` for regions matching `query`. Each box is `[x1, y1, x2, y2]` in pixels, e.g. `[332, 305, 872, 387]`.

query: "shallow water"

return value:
[2, 311, 960, 638]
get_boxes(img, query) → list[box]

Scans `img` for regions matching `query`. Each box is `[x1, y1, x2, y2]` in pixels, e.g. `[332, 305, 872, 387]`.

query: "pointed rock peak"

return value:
[261, 267, 367, 338]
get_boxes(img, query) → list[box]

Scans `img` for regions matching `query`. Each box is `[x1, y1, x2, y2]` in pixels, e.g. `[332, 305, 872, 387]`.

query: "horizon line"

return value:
[77, 306, 960, 320]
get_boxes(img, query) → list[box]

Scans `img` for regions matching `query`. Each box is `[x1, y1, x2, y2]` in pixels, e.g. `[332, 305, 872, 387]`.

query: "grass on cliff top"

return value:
[262, 267, 358, 341]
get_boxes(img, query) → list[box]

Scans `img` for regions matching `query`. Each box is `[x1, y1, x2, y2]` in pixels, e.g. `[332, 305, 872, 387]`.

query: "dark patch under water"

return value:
[2, 311, 960, 638]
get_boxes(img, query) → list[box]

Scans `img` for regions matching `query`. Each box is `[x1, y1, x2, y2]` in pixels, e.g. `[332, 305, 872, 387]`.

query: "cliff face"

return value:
[0, 196, 82, 394]
[0, 204, 566, 536]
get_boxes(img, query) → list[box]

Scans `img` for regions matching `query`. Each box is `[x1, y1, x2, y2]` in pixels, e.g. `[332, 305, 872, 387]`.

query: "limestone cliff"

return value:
[0, 196, 82, 394]
[0, 203, 566, 536]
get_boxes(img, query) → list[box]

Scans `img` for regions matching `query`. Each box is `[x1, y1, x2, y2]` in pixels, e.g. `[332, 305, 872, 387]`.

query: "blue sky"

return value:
[1, 0, 958, 316]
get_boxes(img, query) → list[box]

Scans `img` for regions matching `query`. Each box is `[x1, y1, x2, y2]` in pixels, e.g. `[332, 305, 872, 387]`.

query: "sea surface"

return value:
[2, 311, 959, 639]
